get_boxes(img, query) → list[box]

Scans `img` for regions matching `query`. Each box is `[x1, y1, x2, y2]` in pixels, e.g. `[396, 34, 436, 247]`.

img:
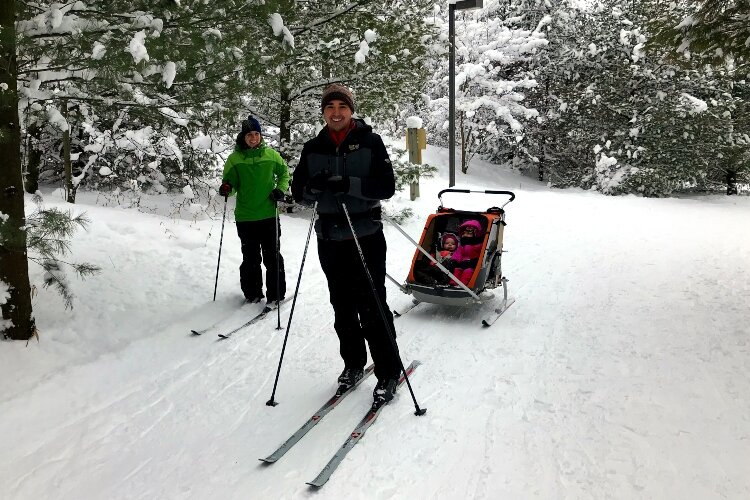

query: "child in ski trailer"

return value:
[448, 219, 484, 286]
[430, 232, 458, 266]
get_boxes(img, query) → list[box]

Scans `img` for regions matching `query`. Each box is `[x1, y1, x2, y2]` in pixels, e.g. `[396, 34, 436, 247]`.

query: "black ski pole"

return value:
[274, 201, 282, 330]
[341, 203, 426, 416]
[267, 202, 318, 407]
[213, 194, 228, 301]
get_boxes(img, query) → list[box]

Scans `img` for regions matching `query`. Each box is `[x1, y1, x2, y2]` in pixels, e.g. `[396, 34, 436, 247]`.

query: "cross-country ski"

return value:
[216, 297, 292, 339]
[260, 364, 376, 464]
[306, 361, 421, 488]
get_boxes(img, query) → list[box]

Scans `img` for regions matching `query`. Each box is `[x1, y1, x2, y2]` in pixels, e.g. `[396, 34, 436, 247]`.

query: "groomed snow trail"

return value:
[1, 155, 749, 499]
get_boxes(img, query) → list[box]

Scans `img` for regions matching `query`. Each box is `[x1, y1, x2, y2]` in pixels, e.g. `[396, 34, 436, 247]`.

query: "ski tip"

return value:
[217, 334, 229, 339]
[306, 480, 325, 489]
[259, 457, 277, 464]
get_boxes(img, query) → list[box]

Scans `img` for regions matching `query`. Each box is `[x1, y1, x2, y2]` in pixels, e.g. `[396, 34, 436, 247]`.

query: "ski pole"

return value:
[341, 203, 426, 416]
[274, 201, 282, 330]
[267, 202, 318, 407]
[213, 194, 228, 301]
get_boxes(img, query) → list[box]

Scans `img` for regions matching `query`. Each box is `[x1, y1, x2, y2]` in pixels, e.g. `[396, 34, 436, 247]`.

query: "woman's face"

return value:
[244, 131, 261, 148]
[461, 226, 476, 238]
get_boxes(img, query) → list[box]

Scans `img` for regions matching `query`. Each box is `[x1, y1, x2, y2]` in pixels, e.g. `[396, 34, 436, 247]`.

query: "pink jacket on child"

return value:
[450, 220, 483, 264]
[450, 220, 484, 286]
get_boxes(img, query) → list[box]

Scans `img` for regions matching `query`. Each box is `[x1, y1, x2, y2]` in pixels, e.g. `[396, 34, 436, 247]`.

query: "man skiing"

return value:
[220, 116, 289, 308]
[290, 83, 402, 406]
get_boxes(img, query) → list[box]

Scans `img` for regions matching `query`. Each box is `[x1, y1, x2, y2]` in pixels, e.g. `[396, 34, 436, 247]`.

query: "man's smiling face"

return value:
[323, 100, 352, 132]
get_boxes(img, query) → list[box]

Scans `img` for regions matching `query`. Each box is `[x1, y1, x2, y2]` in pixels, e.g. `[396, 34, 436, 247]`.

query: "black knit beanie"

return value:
[241, 116, 262, 135]
[321, 83, 355, 112]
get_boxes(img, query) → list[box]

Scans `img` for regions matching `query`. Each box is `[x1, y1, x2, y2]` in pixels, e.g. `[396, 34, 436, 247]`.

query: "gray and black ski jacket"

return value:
[291, 119, 395, 241]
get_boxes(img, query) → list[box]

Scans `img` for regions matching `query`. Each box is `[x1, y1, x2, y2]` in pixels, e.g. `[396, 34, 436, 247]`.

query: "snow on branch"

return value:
[680, 93, 708, 114]
[127, 30, 150, 64]
[269, 13, 295, 49]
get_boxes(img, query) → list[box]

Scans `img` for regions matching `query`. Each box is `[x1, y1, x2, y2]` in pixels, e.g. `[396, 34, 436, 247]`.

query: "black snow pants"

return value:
[236, 217, 286, 302]
[317, 229, 400, 381]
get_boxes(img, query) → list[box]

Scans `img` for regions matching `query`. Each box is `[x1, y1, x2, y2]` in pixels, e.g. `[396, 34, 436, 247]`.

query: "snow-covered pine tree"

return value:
[239, 0, 437, 166]
[416, 0, 547, 176]
[17, 1, 274, 197]
[1, 0, 35, 340]
[649, 0, 750, 67]
[647, 0, 750, 195]
[521, 1, 747, 196]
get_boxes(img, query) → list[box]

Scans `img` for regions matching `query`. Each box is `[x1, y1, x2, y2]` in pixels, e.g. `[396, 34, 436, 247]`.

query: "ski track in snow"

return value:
[2, 147, 750, 499]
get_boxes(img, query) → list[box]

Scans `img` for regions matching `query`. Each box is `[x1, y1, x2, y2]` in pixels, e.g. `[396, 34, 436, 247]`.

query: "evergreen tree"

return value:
[243, 0, 437, 165]
[1, 1, 35, 340]
[25, 204, 100, 310]
[522, 1, 748, 196]
[17, 1, 273, 196]
[413, 1, 547, 176]
[649, 0, 750, 67]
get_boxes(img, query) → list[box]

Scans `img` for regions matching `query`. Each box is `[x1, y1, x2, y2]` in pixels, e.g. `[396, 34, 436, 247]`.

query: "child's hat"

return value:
[459, 220, 482, 232]
[441, 232, 458, 246]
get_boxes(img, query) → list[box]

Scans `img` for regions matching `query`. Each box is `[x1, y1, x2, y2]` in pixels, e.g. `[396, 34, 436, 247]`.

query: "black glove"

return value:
[442, 260, 456, 271]
[270, 188, 285, 202]
[306, 171, 332, 194]
[326, 176, 349, 194]
[219, 181, 232, 197]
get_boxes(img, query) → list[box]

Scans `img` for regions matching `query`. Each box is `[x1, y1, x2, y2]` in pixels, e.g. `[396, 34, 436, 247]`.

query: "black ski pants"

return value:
[236, 217, 286, 302]
[317, 229, 400, 381]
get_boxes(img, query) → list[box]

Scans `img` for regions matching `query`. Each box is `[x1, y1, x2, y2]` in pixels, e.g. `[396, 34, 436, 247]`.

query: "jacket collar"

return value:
[327, 119, 356, 147]
[317, 118, 370, 148]
[235, 142, 266, 156]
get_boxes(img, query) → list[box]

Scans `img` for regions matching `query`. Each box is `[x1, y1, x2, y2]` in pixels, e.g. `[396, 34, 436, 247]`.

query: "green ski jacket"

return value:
[222, 143, 290, 222]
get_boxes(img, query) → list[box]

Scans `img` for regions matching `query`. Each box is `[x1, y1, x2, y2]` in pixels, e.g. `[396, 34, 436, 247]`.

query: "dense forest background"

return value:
[1, 0, 749, 339]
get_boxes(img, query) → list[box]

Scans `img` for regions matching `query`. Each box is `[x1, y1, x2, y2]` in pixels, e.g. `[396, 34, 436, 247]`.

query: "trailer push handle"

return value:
[437, 188, 516, 209]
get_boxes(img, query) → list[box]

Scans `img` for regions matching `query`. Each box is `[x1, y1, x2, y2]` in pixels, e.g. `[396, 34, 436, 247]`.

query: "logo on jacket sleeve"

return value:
[348, 144, 360, 151]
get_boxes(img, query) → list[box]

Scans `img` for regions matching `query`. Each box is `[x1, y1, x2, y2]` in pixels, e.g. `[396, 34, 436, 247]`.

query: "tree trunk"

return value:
[726, 168, 738, 195]
[62, 99, 75, 203]
[0, 2, 35, 340]
[278, 82, 291, 159]
[538, 132, 546, 182]
[25, 120, 41, 194]
[538, 78, 549, 182]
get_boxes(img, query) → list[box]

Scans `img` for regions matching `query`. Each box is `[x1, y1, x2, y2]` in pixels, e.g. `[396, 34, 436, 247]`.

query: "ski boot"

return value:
[336, 368, 364, 395]
[372, 378, 398, 409]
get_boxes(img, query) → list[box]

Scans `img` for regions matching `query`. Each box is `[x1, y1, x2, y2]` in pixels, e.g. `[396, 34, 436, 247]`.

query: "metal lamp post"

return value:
[449, 0, 483, 187]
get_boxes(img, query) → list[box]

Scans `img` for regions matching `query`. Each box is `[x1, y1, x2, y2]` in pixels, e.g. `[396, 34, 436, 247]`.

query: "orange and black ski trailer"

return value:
[385, 189, 515, 327]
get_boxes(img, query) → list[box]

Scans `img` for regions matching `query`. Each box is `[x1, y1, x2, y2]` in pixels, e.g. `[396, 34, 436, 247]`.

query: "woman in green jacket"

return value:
[220, 116, 290, 307]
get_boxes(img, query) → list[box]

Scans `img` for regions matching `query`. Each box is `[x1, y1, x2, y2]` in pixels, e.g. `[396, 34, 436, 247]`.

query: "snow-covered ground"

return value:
[2, 146, 750, 499]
